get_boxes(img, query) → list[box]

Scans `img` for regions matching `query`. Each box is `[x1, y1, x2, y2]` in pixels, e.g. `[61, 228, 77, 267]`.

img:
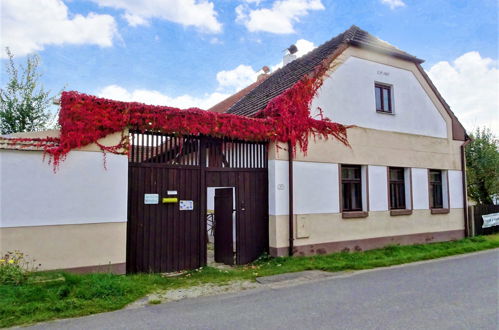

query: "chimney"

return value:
[283, 44, 298, 65]
[257, 66, 270, 81]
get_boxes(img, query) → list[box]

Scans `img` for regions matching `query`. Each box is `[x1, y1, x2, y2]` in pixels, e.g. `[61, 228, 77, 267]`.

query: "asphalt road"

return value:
[29, 249, 499, 330]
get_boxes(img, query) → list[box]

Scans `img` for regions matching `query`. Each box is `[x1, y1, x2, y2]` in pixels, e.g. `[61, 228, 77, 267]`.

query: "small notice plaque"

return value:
[167, 190, 178, 195]
[144, 194, 159, 204]
[482, 212, 499, 228]
[179, 200, 194, 211]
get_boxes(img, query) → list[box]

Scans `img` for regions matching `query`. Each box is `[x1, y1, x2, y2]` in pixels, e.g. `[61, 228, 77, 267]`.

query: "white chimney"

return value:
[283, 44, 298, 65]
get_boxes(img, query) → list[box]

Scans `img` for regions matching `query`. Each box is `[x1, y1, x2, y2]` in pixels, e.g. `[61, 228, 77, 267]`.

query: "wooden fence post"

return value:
[468, 205, 475, 237]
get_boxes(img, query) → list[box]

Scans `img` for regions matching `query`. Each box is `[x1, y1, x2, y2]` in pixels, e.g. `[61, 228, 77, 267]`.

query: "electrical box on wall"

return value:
[295, 214, 310, 238]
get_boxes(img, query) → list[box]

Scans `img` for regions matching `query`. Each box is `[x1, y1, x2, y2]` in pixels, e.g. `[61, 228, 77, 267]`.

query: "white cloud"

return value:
[0, 0, 118, 58]
[94, 0, 222, 33]
[216, 65, 258, 92]
[98, 85, 230, 109]
[97, 38, 315, 110]
[236, 0, 324, 34]
[428, 51, 499, 133]
[381, 0, 406, 10]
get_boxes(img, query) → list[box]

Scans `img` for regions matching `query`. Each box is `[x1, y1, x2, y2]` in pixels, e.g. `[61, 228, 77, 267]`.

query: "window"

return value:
[389, 167, 406, 209]
[375, 83, 392, 113]
[341, 165, 362, 211]
[429, 170, 443, 209]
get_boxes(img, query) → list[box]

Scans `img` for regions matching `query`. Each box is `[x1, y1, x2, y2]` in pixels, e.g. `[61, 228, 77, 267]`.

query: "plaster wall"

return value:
[270, 209, 464, 250]
[0, 222, 126, 271]
[0, 150, 128, 228]
[412, 168, 430, 210]
[311, 56, 447, 138]
[368, 165, 388, 211]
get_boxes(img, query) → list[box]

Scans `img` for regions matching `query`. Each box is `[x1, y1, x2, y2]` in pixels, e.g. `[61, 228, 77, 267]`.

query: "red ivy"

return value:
[5, 59, 349, 168]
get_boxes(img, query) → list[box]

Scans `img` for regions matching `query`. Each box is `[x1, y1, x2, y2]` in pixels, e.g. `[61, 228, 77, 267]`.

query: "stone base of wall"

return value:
[269, 229, 465, 257]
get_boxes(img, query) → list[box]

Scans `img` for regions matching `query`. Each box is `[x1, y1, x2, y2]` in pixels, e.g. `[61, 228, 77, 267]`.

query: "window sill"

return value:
[342, 211, 369, 219]
[431, 208, 450, 214]
[376, 110, 394, 115]
[390, 209, 412, 216]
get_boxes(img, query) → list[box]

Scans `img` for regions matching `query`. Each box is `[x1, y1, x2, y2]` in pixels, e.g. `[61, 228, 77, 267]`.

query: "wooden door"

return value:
[214, 188, 234, 265]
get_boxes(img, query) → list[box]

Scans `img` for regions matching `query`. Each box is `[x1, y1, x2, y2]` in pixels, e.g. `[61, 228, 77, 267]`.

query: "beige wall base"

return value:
[270, 229, 464, 257]
[269, 208, 465, 253]
[0, 222, 126, 272]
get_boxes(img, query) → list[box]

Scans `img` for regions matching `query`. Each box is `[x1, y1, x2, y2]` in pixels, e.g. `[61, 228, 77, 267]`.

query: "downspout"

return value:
[288, 141, 294, 256]
[461, 138, 471, 237]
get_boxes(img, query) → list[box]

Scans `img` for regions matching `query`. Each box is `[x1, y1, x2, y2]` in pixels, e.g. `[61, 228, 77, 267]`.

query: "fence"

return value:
[468, 204, 499, 236]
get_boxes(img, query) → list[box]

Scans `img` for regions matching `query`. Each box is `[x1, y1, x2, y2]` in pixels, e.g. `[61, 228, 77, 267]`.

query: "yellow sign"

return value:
[162, 197, 178, 203]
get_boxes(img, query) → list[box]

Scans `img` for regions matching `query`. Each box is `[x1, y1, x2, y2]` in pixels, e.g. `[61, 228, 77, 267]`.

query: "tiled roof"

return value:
[208, 74, 270, 113]
[226, 25, 423, 117]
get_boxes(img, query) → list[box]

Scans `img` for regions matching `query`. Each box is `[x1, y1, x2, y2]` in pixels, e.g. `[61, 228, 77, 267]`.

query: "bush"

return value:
[0, 251, 39, 285]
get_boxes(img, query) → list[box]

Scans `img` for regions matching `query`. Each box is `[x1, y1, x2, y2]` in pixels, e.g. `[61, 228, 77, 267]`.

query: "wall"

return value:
[267, 46, 467, 256]
[311, 56, 448, 138]
[0, 143, 128, 272]
[268, 160, 465, 255]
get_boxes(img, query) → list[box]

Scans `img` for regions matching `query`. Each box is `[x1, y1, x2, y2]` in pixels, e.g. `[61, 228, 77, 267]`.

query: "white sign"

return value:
[167, 190, 178, 195]
[482, 212, 499, 228]
[179, 200, 194, 211]
[144, 194, 159, 204]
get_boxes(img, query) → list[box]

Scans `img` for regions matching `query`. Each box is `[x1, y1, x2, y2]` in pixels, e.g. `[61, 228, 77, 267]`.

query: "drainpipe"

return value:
[288, 141, 294, 256]
[461, 138, 471, 236]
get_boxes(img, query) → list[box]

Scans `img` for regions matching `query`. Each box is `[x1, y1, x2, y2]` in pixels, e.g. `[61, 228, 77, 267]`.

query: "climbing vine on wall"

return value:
[4, 58, 349, 168]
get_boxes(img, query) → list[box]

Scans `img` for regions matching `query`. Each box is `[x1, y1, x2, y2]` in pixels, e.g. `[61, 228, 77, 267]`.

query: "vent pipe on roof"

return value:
[283, 44, 298, 66]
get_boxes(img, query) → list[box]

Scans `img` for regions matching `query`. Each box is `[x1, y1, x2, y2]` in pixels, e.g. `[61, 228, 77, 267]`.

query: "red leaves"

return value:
[5, 60, 349, 169]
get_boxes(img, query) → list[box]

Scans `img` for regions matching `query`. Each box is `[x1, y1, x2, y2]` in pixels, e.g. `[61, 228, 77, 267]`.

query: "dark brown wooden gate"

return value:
[127, 131, 268, 273]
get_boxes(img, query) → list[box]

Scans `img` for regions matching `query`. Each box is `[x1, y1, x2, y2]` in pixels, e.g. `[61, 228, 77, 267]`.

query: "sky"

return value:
[1, 0, 498, 133]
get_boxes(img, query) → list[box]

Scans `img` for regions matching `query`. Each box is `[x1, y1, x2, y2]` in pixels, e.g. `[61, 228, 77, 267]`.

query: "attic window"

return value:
[375, 83, 392, 113]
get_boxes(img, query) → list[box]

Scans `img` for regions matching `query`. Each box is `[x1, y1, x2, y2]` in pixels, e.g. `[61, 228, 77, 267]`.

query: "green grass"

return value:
[1, 234, 498, 328]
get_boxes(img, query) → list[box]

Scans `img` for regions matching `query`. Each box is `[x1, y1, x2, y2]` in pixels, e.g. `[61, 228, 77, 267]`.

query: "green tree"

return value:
[466, 127, 499, 204]
[0, 48, 55, 134]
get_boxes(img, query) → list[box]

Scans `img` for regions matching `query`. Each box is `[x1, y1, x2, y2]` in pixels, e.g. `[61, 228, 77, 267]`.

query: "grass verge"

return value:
[1, 234, 498, 328]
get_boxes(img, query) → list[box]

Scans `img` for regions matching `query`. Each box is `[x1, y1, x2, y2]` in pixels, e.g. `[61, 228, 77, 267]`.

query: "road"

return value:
[29, 249, 498, 330]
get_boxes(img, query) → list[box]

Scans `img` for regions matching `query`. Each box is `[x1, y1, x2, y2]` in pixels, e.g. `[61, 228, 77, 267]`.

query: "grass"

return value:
[1, 234, 498, 328]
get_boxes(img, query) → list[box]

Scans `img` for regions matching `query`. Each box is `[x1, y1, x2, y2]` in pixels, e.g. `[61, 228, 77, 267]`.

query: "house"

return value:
[0, 25, 469, 273]
[215, 25, 469, 257]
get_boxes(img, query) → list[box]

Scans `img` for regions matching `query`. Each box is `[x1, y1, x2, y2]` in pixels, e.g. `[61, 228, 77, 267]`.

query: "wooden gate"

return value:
[127, 131, 268, 273]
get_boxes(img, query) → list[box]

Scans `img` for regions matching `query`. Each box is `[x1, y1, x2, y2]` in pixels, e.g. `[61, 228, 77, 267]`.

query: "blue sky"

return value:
[1, 0, 498, 131]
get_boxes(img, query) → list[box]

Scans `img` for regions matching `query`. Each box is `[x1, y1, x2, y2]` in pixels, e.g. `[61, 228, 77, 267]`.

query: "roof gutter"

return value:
[461, 138, 471, 236]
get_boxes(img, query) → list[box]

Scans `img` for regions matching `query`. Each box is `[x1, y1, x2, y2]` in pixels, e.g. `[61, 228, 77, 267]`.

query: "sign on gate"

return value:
[179, 200, 194, 211]
[144, 194, 159, 204]
[482, 212, 499, 228]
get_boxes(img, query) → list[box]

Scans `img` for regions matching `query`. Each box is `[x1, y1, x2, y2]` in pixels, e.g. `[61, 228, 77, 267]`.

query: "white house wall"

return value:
[0, 149, 128, 272]
[411, 168, 430, 210]
[448, 170, 464, 209]
[269, 159, 466, 256]
[311, 56, 448, 138]
[0, 150, 128, 228]
[293, 161, 339, 214]
[367, 165, 388, 211]
[268, 160, 289, 216]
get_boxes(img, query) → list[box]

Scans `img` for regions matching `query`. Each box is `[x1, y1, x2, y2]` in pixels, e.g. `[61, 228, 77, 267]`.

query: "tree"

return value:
[466, 127, 499, 204]
[0, 48, 55, 134]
